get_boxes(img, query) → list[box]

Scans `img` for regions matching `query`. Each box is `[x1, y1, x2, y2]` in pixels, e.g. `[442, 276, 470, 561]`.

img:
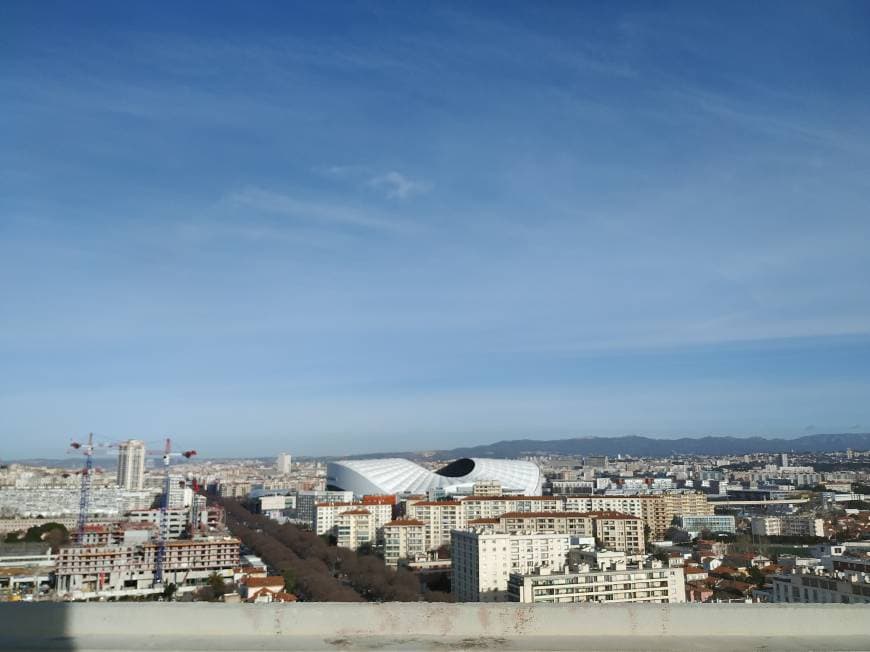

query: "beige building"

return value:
[473, 511, 644, 555]
[452, 529, 578, 602]
[335, 509, 374, 550]
[593, 514, 645, 555]
[406, 501, 466, 549]
[383, 519, 428, 566]
[472, 481, 503, 497]
[562, 493, 711, 538]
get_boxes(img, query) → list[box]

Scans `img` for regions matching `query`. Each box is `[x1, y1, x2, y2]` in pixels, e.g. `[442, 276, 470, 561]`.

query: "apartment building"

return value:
[116, 439, 146, 491]
[314, 498, 392, 540]
[295, 490, 353, 528]
[770, 567, 870, 604]
[460, 496, 562, 521]
[472, 481, 503, 497]
[383, 519, 427, 566]
[335, 509, 374, 550]
[56, 536, 240, 599]
[562, 492, 711, 539]
[406, 501, 466, 549]
[593, 513, 645, 554]
[494, 511, 644, 554]
[507, 560, 686, 604]
[451, 529, 578, 602]
[751, 516, 825, 538]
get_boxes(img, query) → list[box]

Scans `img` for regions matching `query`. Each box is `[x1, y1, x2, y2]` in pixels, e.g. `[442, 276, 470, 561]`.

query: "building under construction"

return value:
[55, 530, 240, 600]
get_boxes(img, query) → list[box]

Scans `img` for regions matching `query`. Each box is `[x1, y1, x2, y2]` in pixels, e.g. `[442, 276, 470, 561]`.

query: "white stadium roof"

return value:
[326, 457, 542, 496]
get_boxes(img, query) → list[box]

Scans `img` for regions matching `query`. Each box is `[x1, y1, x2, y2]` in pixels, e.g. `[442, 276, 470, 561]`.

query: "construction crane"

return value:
[69, 434, 122, 543]
[69, 433, 95, 543]
[153, 438, 197, 586]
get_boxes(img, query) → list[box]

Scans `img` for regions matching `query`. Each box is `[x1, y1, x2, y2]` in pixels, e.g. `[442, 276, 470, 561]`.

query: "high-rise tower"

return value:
[117, 439, 146, 490]
[276, 452, 292, 475]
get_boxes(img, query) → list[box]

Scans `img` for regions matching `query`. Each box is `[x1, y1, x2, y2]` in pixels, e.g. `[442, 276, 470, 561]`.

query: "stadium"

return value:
[326, 457, 543, 497]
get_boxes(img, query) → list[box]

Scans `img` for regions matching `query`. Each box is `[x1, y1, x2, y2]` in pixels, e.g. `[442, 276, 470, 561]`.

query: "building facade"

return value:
[383, 519, 428, 566]
[116, 440, 146, 491]
[677, 515, 736, 534]
[507, 562, 686, 604]
[56, 536, 240, 599]
[451, 530, 577, 602]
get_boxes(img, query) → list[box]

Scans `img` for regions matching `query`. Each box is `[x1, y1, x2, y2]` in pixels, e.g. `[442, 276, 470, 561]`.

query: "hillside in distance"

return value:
[422, 433, 870, 459]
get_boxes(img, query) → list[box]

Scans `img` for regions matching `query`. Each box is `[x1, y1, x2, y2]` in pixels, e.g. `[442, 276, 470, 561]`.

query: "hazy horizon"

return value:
[3, 3, 870, 459]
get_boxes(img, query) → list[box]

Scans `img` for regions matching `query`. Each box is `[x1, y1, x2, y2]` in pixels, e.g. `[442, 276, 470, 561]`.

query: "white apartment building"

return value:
[451, 529, 578, 602]
[314, 498, 393, 540]
[460, 496, 562, 522]
[751, 516, 824, 538]
[507, 560, 686, 604]
[770, 567, 870, 604]
[383, 519, 428, 566]
[117, 440, 147, 491]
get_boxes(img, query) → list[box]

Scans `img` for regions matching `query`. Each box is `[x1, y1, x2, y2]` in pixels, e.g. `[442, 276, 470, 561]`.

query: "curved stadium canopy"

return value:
[326, 457, 543, 496]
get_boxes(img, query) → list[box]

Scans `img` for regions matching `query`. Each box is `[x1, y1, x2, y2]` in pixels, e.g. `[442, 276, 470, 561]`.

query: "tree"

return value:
[748, 566, 766, 588]
[282, 569, 297, 594]
[162, 583, 178, 600]
[207, 572, 227, 599]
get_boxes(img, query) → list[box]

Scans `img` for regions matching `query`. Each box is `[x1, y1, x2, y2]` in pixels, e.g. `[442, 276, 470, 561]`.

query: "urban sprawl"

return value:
[1, 443, 869, 607]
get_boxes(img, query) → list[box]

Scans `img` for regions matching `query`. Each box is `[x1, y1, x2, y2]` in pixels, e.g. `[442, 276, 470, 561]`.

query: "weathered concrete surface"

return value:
[1, 602, 869, 651]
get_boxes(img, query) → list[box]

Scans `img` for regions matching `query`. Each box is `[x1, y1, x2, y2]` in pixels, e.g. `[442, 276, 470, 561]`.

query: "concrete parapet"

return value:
[1, 602, 869, 650]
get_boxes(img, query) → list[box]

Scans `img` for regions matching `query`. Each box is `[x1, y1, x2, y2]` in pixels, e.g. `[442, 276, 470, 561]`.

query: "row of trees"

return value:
[218, 498, 451, 602]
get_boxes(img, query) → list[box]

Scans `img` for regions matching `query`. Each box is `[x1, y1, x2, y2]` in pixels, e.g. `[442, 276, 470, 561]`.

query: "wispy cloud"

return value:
[367, 171, 431, 199]
[226, 186, 409, 232]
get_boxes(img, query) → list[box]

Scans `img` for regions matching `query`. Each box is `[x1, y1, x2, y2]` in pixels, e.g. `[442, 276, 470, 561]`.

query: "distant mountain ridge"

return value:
[430, 433, 870, 459]
[336, 433, 870, 461]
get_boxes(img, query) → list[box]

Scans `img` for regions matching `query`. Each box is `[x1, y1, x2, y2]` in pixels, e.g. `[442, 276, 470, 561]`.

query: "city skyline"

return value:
[3, 2, 870, 458]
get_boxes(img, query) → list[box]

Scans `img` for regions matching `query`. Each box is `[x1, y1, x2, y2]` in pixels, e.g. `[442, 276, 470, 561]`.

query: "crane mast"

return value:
[72, 433, 94, 543]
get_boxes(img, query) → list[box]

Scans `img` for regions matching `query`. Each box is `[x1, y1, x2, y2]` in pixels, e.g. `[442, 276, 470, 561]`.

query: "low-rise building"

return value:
[770, 567, 870, 604]
[677, 515, 736, 534]
[507, 560, 686, 604]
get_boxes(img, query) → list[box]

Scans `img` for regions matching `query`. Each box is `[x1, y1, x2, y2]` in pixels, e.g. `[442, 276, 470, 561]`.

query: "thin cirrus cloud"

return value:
[367, 171, 432, 199]
[317, 165, 432, 200]
[224, 186, 408, 233]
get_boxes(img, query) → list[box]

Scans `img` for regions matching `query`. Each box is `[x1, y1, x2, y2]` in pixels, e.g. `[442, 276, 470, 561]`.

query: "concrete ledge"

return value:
[1, 602, 869, 651]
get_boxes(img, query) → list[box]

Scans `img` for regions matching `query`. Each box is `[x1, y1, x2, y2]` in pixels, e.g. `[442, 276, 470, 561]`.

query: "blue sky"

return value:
[2, 1, 870, 458]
